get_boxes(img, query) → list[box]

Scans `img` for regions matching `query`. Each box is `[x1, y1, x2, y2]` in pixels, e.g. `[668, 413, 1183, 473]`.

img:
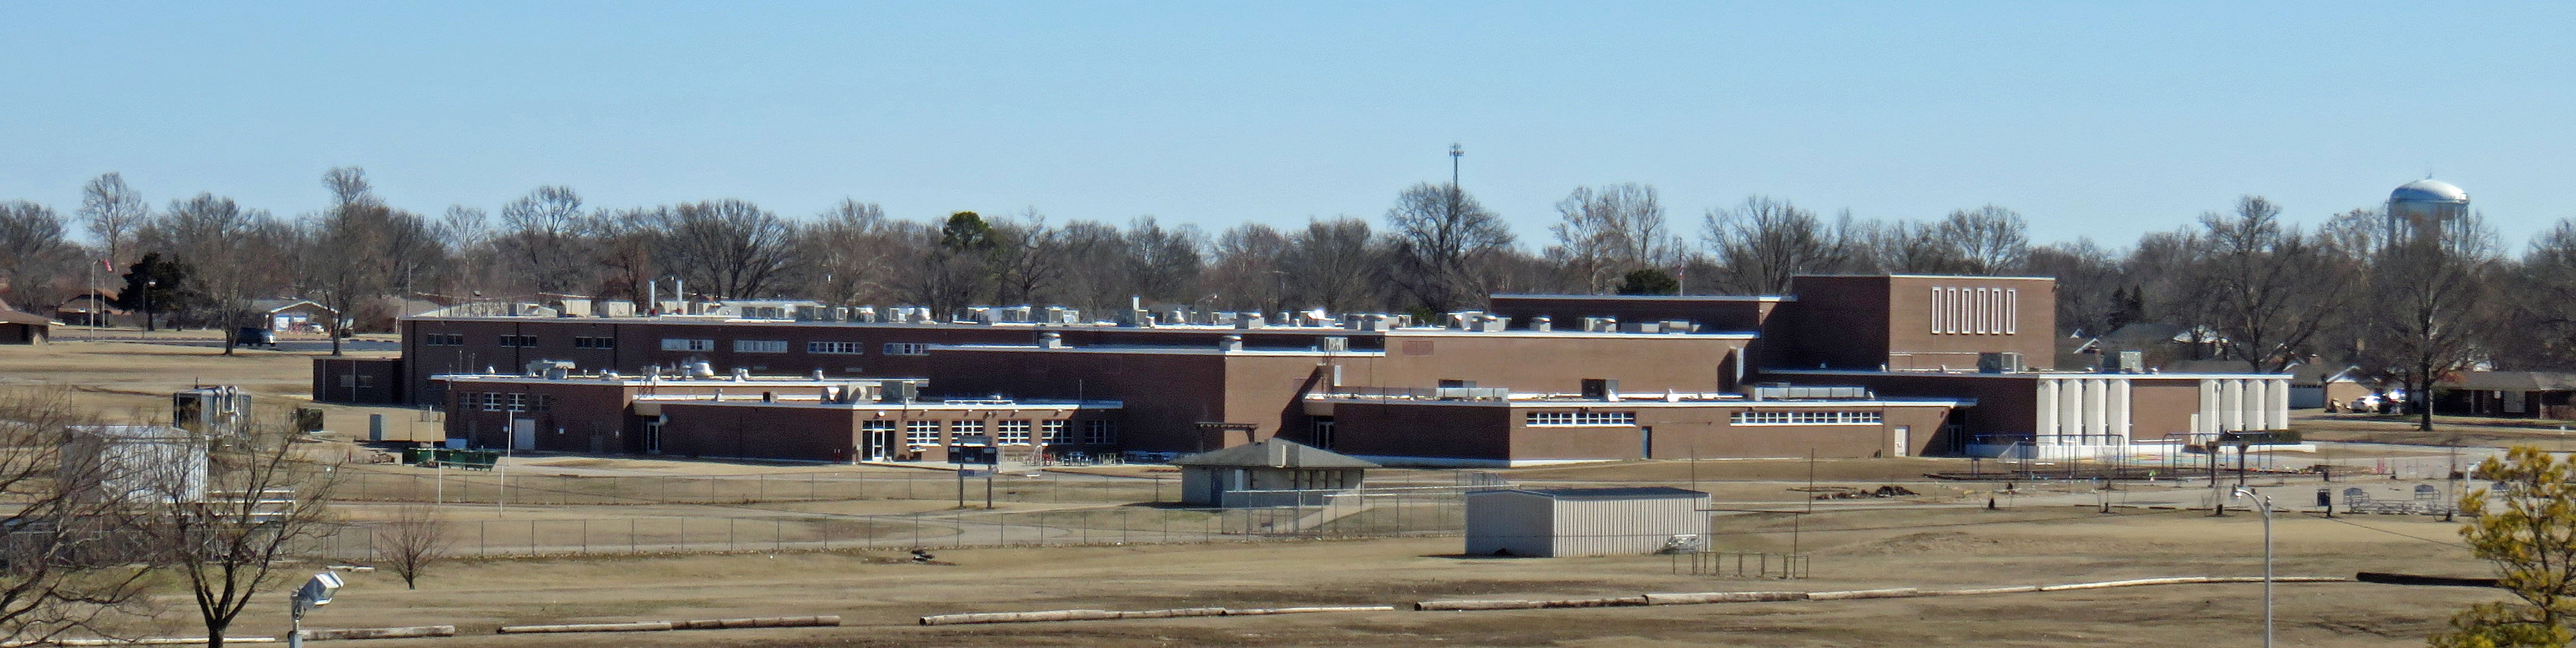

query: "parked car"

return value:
[2350, 394, 2383, 413]
[232, 327, 277, 348]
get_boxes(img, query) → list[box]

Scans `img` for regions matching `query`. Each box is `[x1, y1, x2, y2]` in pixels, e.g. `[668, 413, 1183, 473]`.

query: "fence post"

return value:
[630, 519, 637, 554]
[775, 519, 783, 552]
[479, 520, 487, 557]
[580, 519, 588, 555]
[728, 517, 737, 552]
[529, 520, 536, 555]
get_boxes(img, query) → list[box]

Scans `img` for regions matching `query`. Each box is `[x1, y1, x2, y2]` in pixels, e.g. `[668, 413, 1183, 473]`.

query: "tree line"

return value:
[0, 171, 2557, 392]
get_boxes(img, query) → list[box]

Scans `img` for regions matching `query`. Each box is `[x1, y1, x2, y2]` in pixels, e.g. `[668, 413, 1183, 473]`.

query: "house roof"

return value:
[1495, 487, 1709, 500]
[0, 307, 55, 326]
[2445, 371, 2576, 392]
[1169, 439, 1378, 469]
[251, 298, 335, 314]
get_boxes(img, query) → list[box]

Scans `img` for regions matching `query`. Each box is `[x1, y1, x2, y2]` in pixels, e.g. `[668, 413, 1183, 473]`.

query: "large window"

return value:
[882, 343, 930, 356]
[1524, 411, 1637, 426]
[480, 393, 502, 412]
[1042, 419, 1069, 444]
[807, 341, 867, 354]
[951, 419, 985, 442]
[661, 338, 714, 351]
[572, 336, 615, 349]
[1083, 420, 1117, 445]
[904, 421, 940, 447]
[996, 419, 1032, 445]
[423, 333, 465, 346]
[734, 340, 788, 353]
[1728, 411, 1884, 426]
[498, 335, 538, 347]
[505, 393, 527, 413]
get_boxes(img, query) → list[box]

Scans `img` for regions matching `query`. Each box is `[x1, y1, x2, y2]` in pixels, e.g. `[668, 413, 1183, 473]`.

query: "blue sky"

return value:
[4, 2, 2570, 251]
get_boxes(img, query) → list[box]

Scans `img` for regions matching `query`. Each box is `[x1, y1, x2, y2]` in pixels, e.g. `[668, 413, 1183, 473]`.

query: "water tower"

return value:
[2386, 178, 2470, 246]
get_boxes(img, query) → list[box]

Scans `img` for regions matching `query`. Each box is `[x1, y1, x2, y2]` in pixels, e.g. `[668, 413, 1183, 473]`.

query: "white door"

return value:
[510, 418, 536, 451]
[1891, 426, 1910, 458]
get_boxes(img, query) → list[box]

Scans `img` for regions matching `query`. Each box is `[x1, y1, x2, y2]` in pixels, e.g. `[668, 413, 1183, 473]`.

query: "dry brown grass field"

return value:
[0, 339, 2528, 646]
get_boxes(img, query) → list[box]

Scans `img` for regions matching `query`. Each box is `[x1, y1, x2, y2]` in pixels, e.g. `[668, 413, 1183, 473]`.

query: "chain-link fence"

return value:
[312, 497, 1469, 560]
[329, 468, 1179, 506]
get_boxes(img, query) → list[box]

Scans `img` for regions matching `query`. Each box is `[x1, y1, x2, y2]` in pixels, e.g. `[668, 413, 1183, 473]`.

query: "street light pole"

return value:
[2233, 487, 2273, 648]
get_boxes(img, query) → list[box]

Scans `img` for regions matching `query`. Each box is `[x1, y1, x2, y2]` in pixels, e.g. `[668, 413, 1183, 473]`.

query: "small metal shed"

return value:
[1170, 439, 1377, 507]
[1465, 487, 1711, 558]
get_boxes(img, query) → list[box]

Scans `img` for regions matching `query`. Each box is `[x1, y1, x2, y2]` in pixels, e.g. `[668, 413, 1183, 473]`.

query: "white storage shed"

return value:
[1465, 487, 1711, 558]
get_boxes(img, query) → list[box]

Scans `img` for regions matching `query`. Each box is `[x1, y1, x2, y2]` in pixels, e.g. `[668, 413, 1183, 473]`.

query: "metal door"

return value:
[1891, 426, 1910, 457]
[510, 418, 536, 451]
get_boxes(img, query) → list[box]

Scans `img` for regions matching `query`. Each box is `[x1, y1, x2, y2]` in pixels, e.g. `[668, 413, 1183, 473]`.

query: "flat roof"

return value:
[933, 343, 1387, 357]
[1310, 393, 1970, 408]
[1492, 487, 1708, 500]
[401, 316, 1759, 338]
[1760, 369, 2289, 380]
[1488, 294, 1787, 302]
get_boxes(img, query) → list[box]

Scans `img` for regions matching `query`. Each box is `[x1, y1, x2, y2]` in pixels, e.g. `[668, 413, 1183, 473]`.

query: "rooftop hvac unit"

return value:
[523, 360, 575, 378]
[1474, 315, 1509, 333]
[1617, 321, 1662, 334]
[1320, 336, 1349, 352]
[1529, 315, 1553, 332]
[1582, 317, 1617, 333]
[2098, 350, 2146, 373]
[878, 380, 917, 403]
[1657, 320, 1696, 333]
[1236, 314, 1266, 329]
[1976, 352, 2024, 374]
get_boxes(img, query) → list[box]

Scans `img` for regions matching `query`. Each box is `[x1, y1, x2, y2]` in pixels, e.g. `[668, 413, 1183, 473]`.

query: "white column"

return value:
[2266, 378, 2292, 430]
[2198, 379, 2221, 435]
[2240, 379, 2266, 431]
[2083, 378, 2108, 443]
[2221, 379, 2246, 432]
[2059, 377, 2085, 445]
[2109, 377, 2132, 442]
[2034, 379, 2061, 444]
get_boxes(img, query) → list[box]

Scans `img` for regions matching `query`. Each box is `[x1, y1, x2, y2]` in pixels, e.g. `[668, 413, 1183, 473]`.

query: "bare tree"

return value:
[151, 413, 339, 648]
[654, 199, 797, 299]
[373, 503, 449, 590]
[1935, 205, 2030, 275]
[2025, 238, 2133, 338]
[495, 186, 595, 295]
[0, 387, 160, 645]
[300, 169, 425, 356]
[1206, 222, 1288, 312]
[1385, 182, 1512, 313]
[798, 199, 912, 307]
[1701, 196, 1857, 295]
[79, 173, 146, 268]
[145, 194, 283, 347]
[0, 201, 77, 308]
[991, 208, 1066, 306]
[2503, 219, 2576, 368]
[2190, 196, 2355, 372]
[1122, 216, 1205, 305]
[1279, 217, 1384, 313]
[1550, 184, 1675, 292]
[2362, 210, 2498, 432]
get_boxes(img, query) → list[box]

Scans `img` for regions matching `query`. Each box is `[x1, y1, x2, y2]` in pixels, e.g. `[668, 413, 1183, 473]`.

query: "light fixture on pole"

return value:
[287, 571, 343, 648]
[2231, 486, 2273, 648]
